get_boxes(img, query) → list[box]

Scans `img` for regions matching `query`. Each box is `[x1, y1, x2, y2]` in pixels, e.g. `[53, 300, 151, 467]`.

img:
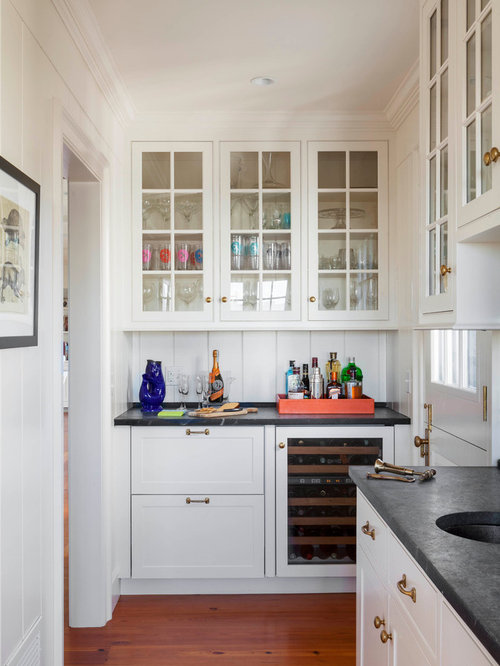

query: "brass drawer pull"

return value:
[374, 616, 385, 629]
[380, 629, 392, 643]
[361, 521, 375, 540]
[186, 497, 210, 504]
[186, 428, 210, 436]
[397, 573, 416, 603]
[279, 442, 286, 449]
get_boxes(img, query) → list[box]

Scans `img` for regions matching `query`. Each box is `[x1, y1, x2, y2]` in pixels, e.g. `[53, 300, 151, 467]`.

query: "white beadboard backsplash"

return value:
[129, 330, 387, 404]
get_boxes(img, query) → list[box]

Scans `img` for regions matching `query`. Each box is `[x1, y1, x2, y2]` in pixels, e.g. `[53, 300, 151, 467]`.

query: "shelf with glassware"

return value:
[307, 142, 388, 321]
[132, 142, 213, 322]
[220, 143, 301, 321]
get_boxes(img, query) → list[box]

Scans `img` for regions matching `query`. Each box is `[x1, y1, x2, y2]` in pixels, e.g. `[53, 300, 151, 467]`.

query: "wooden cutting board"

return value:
[187, 408, 258, 418]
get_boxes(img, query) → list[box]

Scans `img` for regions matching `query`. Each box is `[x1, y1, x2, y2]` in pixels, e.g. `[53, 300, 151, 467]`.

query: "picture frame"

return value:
[0, 155, 40, 348]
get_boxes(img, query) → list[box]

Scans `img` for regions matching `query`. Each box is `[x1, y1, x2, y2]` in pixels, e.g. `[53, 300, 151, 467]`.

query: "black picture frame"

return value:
[0, 155, 40, 348]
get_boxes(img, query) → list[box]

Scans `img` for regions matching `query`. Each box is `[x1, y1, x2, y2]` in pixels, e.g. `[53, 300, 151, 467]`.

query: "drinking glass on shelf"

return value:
[279, 241, 291, 269]
[158, 240, 171, 270]
[151, 241, 161, 270]
[263, 241, 278, 270]
[231, 234, 243, 270]
[322, 287, 340, 310]
[177, 373, 189, 410]
[142, 242, 153, 270]
[193, 242, 203, 270]
[195, 375, 203, 409]
[175, 241, 190, 270]
[350, 282, 362, 310]
[245, 235, 259, 270]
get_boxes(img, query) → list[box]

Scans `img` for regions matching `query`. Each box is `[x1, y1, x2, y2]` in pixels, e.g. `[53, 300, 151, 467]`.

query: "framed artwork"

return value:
[0, 155, 40, 348]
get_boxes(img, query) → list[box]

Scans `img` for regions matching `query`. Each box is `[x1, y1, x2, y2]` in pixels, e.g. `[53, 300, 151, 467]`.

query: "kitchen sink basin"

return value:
[436, 512, 500, 544]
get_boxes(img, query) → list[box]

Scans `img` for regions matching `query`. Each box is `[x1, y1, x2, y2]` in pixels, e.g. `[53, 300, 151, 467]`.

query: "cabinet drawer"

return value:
[132, 494, 264, 579]
[388, 533, 439, 659]
[131, 426, 264, 494]
[357, 491, 388, 578]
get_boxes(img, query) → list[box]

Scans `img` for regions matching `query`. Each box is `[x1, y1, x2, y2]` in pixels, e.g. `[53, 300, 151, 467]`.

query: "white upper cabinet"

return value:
[220, 142, 301, 321]
[307, 142, 389, 322]
[457, 0, 500, 233]
[132, 142, 213, 323]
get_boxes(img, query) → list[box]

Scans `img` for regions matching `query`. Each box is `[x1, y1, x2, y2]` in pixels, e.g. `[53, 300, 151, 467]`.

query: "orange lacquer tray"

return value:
[276, 393, 375, 415]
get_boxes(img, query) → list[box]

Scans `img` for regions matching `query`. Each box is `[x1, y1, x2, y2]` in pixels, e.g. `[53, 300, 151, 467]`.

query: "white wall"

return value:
[129, 330, 387, 403]
[386, 104, 420, 422]
[0, 0, 125, 662]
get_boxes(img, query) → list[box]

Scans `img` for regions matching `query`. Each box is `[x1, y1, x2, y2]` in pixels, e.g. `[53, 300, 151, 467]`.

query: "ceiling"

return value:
[85, 0, 419, 117]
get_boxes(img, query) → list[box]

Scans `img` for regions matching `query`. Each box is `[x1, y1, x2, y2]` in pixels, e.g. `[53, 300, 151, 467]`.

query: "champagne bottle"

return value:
[208, 349, 224, 403]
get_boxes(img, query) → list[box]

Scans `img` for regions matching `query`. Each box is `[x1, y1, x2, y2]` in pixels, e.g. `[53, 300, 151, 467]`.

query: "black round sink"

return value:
[436, 512, 500, 544]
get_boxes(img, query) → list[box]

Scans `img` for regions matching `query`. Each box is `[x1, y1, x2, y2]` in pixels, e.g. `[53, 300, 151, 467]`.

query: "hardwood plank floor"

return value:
[64, 593, 356, 665]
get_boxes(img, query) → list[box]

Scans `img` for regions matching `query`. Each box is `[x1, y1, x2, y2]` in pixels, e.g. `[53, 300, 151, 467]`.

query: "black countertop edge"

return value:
[114, 404, 410, 427]
[348, 467, 500, 663]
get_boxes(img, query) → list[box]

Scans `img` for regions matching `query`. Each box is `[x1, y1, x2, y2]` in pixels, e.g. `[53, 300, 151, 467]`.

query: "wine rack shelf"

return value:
[285, 435, 382, 565]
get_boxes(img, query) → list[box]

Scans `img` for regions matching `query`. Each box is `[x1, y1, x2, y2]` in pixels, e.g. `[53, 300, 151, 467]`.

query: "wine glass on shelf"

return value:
[201, 375, 211, 408]
[195, 375, 203, 409]
[177, 373, 189, 411]
[322, 287, 340, 310]
[177, 280, 201, 307]
[350, 282, 362, 310]
[366, 277, 378, 310]
[243, 195, 259, 229]
[176, 198, 199, 228]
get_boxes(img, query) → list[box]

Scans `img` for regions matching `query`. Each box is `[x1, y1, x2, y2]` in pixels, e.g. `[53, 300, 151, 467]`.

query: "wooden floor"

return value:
[64, 593, 356, 665]
[64, 415, 356, 665]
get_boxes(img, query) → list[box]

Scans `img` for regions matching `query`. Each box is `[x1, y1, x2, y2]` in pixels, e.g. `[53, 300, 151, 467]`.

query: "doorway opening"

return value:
[62, 144, 108, 629]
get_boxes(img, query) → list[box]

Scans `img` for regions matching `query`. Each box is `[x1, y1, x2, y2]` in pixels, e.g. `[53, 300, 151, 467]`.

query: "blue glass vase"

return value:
[139, 360, 166, 413]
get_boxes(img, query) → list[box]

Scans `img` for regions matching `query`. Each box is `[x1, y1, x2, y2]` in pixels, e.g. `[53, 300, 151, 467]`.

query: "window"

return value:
[430, 330, 477, 390]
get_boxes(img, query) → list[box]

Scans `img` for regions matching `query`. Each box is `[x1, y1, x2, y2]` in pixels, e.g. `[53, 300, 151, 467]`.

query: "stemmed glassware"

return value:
[201, 375, 211, 408]
[243, 196, 259, 229]
[195, 375, 203, 409]
[176, 199, 199, 228]
[177, 280, 201, 306]
[322, 287, 340, 310]
[350, 282, 362, 310]
[177, 373, 189, 410]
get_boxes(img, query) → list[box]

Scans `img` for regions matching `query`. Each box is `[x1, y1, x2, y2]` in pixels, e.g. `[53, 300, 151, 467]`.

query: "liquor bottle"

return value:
[326, 371, 342, 399]
[301, 364, 310, 398]
[285, 360, 295, 396]
[287, 368, 304, 399]
[208, 349, 224, 403]
[325, 352, 342, 381]
[342, 357, 363, 398]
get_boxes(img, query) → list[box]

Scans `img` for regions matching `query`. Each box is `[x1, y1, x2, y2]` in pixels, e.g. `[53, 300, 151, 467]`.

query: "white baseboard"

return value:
[120, 576, 355, 595]
[111, 570, 121, 612]
[5, 618, 41, 666]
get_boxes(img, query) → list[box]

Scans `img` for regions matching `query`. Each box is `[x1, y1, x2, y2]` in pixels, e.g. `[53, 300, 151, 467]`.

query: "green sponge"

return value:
[157, 410, 185, 418]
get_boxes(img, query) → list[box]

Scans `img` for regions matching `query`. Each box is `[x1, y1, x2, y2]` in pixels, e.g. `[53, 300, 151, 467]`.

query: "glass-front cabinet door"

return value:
[220, 142, 301, 321]
[132, 142, 213, 322]
[457, 0, 500, 228]
[422, 0, 455, 313]
[307, 142, 388, 321]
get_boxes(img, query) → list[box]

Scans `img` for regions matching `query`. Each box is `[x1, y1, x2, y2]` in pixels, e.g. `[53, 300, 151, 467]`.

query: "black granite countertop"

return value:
[114, 403, 410, 427]
[349, 466, 500, 662]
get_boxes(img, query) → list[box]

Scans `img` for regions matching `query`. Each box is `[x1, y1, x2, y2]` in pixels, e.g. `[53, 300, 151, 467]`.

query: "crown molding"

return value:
[52, 0, 135, 126]
[129, 110, 393, 133]
[384, 59, 420, 130]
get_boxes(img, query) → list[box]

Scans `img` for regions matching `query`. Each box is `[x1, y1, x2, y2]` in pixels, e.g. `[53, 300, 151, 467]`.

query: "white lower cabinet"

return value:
[132, 494, 264, 579]
[356, 490, 498, 666]
[131, 426, 264, 579]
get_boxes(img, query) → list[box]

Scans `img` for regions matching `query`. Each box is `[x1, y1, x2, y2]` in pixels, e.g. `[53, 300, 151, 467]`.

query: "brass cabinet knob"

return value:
[279, 442, 286, 449]
[309, 296, 316, 303]
[221, 296, 228, 303]
[397, 573, 417, 603]
[374, 616, 385, 629]
[380, 629, 393, 644]
[361, 521, 376, 540]
[483, 147, 499, 166]
[205, 296, 212, 303]
[440, 264, 451, 277]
